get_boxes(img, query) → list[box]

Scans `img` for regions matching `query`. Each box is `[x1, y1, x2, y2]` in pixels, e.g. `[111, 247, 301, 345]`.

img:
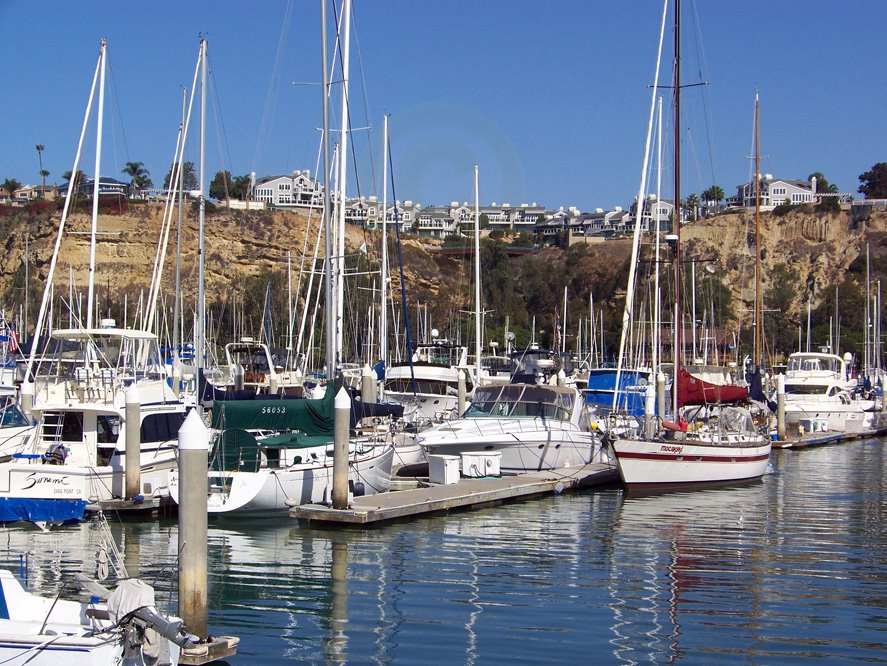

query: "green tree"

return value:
[122, 161, 150, 196]
[686, 193, 700, 221]
[209, 170, 252, 201]
[163, 161, 198, 192]
[478, 213, 490, 230]
[35, 144, 46, 194]
[2, 178, 21, 200]
[808, 171, 838, 194]
[62, 169, 87, 195]
[858, 162, 887, 199]
[763, 263, 800, 357]
[702, 185, 724, 205]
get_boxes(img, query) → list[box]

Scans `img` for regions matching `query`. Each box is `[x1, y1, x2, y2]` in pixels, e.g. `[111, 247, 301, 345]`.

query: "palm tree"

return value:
[2, 178, 22, 202]
[62, 169, 86, 196]
[686, 193, 700, 221]
[133, 173, 153, 191]
[122, 161, 150, 198]
[35, 144, 46, 196]
[702, 185, 725, 206]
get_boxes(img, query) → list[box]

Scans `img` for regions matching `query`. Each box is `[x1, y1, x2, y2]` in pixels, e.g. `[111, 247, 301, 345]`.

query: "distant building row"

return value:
[2, 171, 853, 242]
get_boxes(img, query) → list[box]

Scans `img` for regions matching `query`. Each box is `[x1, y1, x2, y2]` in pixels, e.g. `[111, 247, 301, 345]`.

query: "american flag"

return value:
[7, 323, 18, 354]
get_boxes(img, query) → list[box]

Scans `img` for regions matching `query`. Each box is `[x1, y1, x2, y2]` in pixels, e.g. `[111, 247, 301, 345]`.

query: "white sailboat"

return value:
[0, 40, 192, 524]
[170, 2, 396, 516]
[609, 0, 771, 490]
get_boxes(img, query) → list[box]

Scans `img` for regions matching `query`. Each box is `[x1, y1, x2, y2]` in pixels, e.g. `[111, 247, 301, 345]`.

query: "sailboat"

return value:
[0, 40, 192, 525]
[609, 0, 771, 490]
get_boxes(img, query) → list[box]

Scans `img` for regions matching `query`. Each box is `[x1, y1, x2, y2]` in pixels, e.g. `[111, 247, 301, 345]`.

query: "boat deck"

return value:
[290, 462, 618, 525]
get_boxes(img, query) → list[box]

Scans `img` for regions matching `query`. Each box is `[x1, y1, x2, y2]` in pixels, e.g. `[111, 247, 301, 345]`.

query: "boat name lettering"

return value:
[659, 444, 683, 454]
[261, 406, 286, 415]
[22, 473, 70, 490]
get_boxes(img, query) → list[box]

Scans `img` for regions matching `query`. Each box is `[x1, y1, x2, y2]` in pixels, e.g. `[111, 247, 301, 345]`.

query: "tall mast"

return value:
[196, 38, 207, 390]
[672, 0, 682, 417]
[380, 114, 389, 374]
[321, 0, 334, 376]
[172, 86, 186, 359]
[86, 38, 107, 330]
[334, 0, 352, 369]
[474, 164, 482, 385]
[754, 92, 762, 367]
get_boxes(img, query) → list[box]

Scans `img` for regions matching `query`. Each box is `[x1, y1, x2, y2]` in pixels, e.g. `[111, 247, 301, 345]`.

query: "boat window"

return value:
[0, 400, 29, 427]
[464, 385, 572, 421]
[385, 378, 454, 394]
[97, 415, 120, 444]
[785, 385, 829, 395]
[141, 411, 187, 443]
[61, 412, 84, 442]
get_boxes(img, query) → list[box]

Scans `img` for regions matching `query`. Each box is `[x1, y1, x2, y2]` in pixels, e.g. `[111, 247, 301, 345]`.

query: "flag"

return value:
[8, 325, 18, 354]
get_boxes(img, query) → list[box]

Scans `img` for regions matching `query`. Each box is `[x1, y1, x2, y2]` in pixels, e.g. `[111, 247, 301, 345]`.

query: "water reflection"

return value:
[0, 440, 884, 663]
[608, 484, 769, 663]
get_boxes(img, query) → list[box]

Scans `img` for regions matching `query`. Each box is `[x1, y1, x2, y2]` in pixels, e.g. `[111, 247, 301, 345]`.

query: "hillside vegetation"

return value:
[1, 201, 884, 362]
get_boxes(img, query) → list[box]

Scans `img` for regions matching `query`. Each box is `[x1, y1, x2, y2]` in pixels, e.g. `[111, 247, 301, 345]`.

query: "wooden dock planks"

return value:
[290, 462, 618, 525]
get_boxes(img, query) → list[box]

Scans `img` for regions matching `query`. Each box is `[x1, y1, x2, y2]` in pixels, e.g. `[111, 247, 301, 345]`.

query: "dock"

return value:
[771, 426, 887, 449]
[91, 496, 162, 515]
[179, 636, 240, 665]
[290, 462, 618, 525]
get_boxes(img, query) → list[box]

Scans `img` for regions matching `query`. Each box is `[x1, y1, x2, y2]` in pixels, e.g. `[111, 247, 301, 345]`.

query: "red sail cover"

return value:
[676, 368, 748, 407]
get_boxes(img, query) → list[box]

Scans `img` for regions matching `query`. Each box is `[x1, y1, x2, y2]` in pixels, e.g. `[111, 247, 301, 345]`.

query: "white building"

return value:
[727, 175, 816, 210]
[252, 170, 324, 209]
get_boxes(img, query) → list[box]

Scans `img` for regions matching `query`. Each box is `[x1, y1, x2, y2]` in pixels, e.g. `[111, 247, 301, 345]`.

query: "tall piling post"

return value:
[645, 376, 657, 439]
[233, 362, 244, 392]
[20, 380, 34, 418]
[177, 410, 209, 638]
[776, 374, 786, 441]
[361, 363, 375, 403]
[457, 369, 467, 415]
[332, 386, 351, 509]
[656, 372, 666, 421]
[124, 383, 141, 499]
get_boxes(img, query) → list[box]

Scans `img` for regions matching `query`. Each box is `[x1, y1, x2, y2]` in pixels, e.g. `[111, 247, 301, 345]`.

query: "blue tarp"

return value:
[582, 368, 648, 416]
[0, 498, 88, 524]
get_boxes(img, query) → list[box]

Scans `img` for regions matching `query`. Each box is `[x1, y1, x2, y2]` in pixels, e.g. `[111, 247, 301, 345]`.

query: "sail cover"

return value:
[676, 368, 748, 407]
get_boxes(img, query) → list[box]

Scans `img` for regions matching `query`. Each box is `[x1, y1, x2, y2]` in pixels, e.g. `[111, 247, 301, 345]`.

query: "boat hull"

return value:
[169, 444, 395, 516]
[612, 436, 771, 488]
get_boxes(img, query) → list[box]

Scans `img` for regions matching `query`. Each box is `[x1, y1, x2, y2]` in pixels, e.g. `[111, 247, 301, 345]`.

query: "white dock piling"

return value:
[177, 410, 209, 638]
[172, 359, 182, 397]
[361, 363, 376, 403]
[777, 374, 786, 441]
[645, 377, 656, 439]
[656, 372, 666, 421]
[124, 383, 141, 499]
[332, 386, 351, 510]
[269, 372, 280, 396]
[233, 362, 244, 392]
[20, 380, 34, 418]
[457, 370, 467, 415]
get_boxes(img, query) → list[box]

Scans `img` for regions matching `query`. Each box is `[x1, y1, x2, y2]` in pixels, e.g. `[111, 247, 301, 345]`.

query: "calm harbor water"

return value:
[2, 439, 885, 664]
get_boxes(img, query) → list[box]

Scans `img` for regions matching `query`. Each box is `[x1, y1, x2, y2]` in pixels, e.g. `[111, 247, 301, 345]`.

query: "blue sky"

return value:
[2, 1, 885, 211]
